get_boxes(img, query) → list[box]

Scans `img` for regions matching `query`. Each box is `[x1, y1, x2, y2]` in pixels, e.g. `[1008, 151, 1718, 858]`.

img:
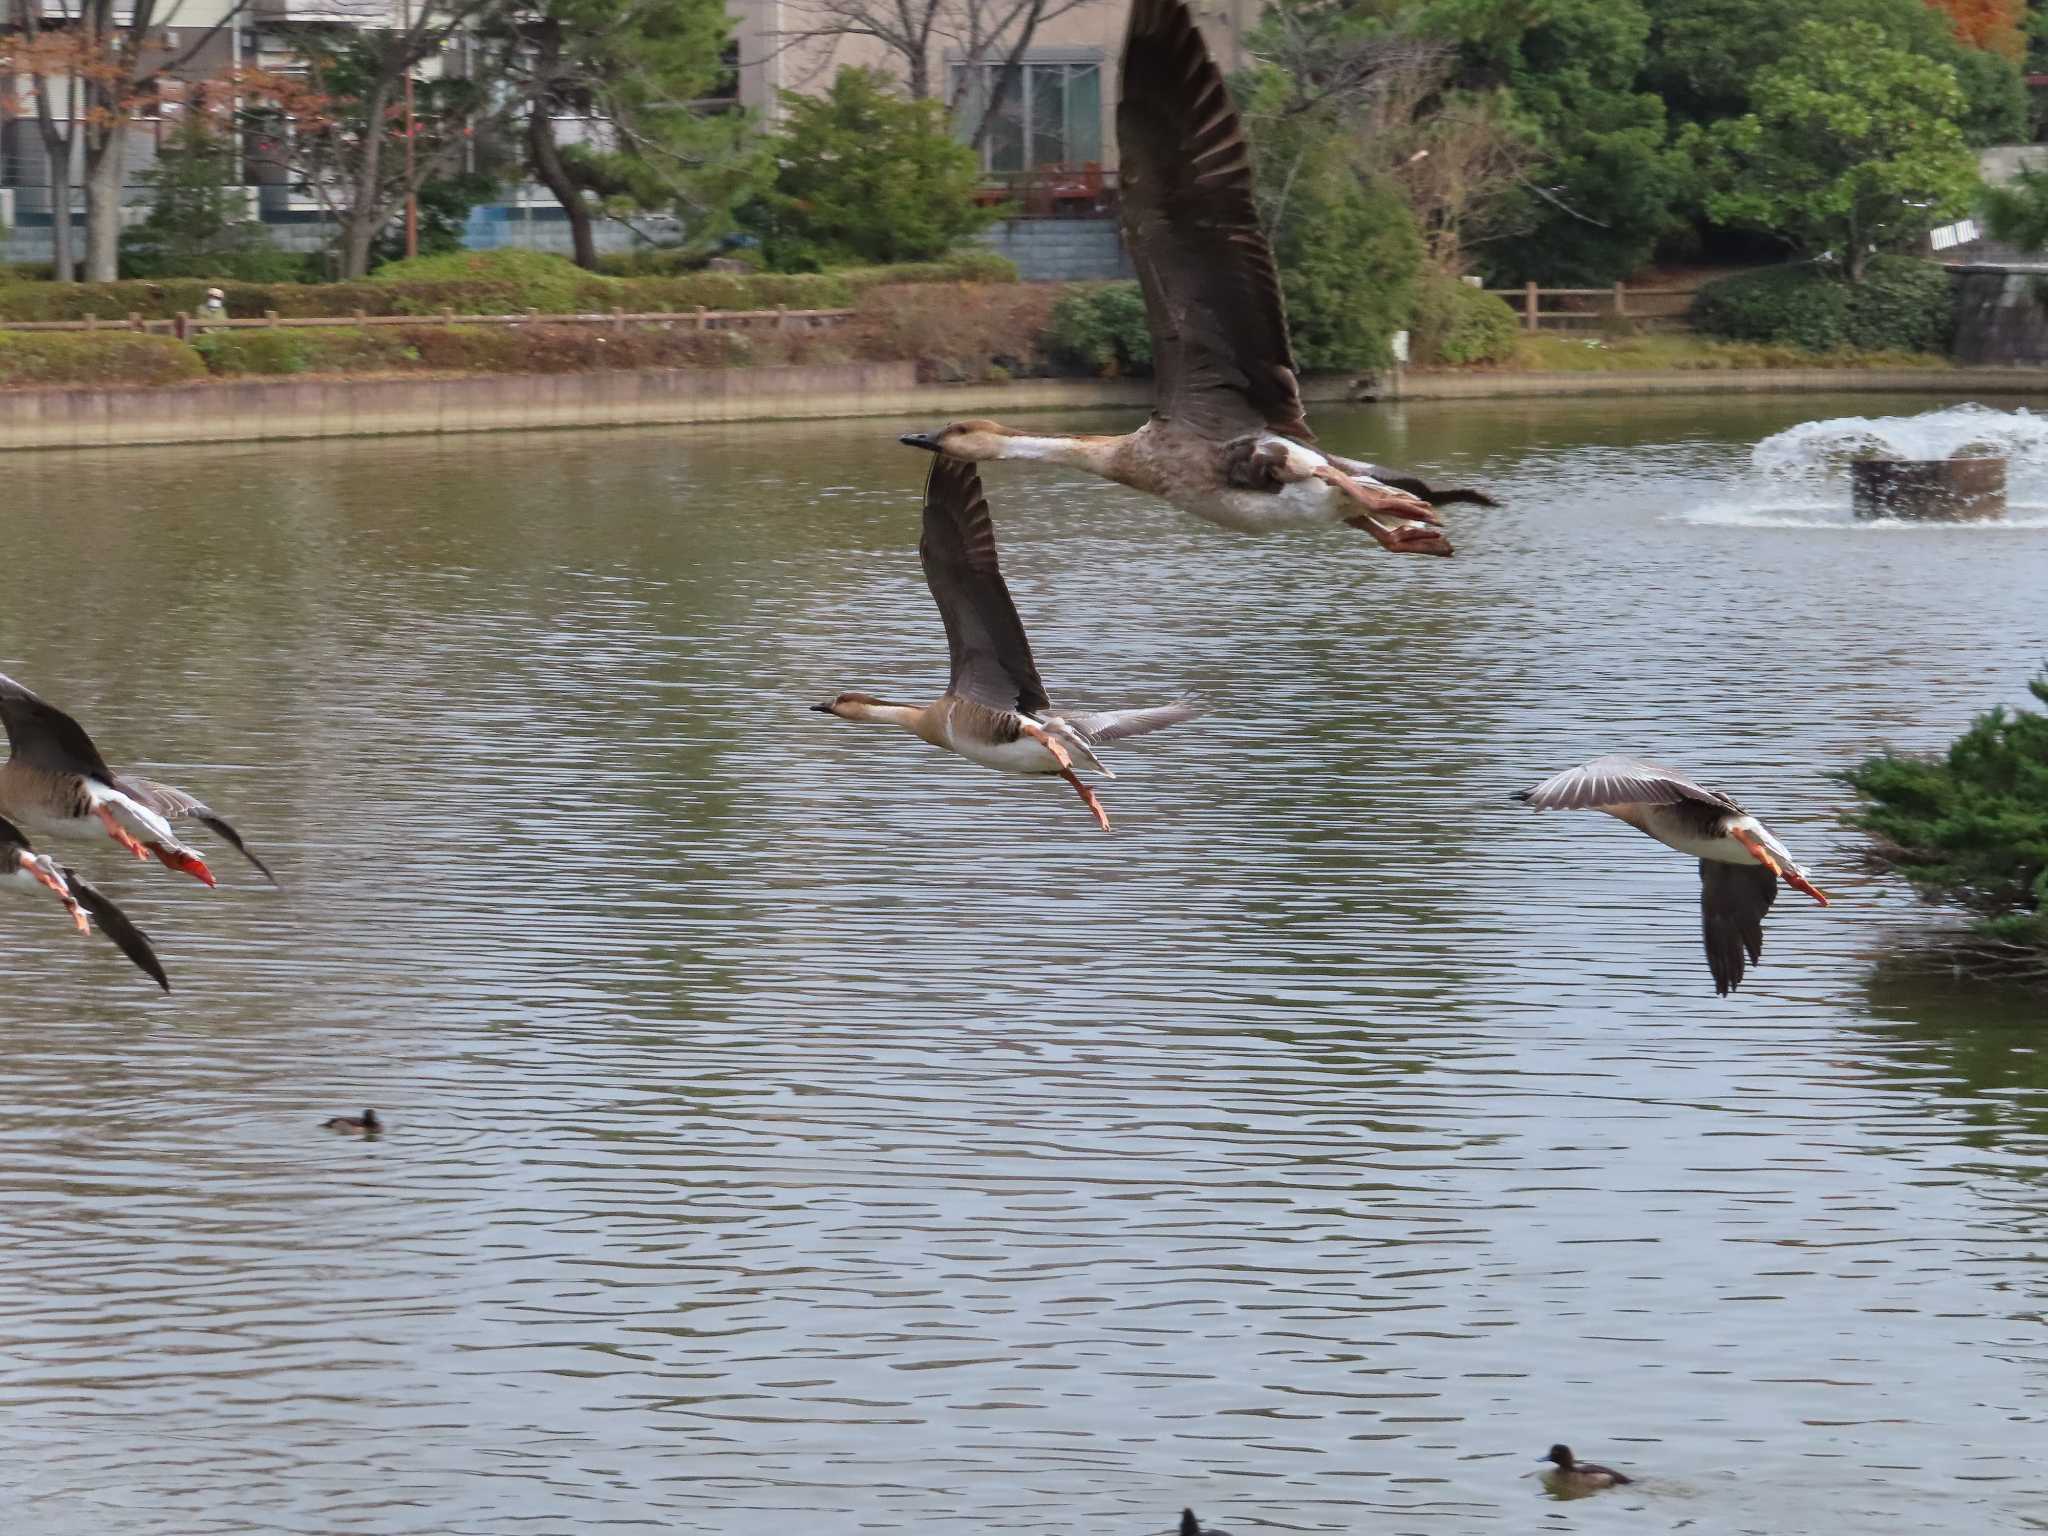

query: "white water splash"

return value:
[1687, 405, 2048, 528]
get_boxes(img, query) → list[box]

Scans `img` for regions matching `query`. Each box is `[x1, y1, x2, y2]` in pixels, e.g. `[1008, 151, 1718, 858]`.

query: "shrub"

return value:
[1692, 258, 1954, 353]
[1846, 671, 2048, 979]
[368, 248, 619, 311]
[1843, 257, 1956, 353]
[739, 68, 998, 270]
[1409, 275, 1520, 365]
[856, 281, 1061, 381]
[192, 326, 420, 376]
[1043, 283, 1153, 376]
[1691, 265, 1852, 349]
[0, 331, 206, 386]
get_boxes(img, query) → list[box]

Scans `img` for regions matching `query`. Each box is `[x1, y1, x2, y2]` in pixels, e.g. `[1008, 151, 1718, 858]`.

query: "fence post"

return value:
[612, 305, 625, 333]
[175, 312, 189, 340]
[696, 305, 708, 332]
[128, 312, 142, 332]
[85, 312, 98, 333]
[444, 309, 455, 325]
[266, 309, 280, 328]
[1613, 280, 1627, 318]
[353, 309, 366, 326]
[1524, 281, 1539, 333]
[776, 304, 789, 331]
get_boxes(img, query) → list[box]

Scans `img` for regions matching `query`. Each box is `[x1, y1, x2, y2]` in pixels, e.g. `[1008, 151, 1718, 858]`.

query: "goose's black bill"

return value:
[899, 431, 942, 452]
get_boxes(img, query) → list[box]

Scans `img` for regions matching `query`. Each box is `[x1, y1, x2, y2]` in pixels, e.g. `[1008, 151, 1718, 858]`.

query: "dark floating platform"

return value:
[1850, 456, 2006, 521]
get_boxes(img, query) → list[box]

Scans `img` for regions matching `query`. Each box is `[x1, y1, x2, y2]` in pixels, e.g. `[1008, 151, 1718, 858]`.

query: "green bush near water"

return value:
[1846, 673, 2048, 984]
[1409, 276, 1520, 365]
[1043, 283, 1153, 377]
[1691, 258, 1955, 354]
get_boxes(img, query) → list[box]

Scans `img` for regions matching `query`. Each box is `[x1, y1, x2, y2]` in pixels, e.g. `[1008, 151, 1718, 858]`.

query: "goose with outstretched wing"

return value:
[898, 0, 1490, 556]
[812, 459, 1197, 831]
[3, 814, 169, 989]
[1515, 755, 1830, 996]
[0, 670, 277, 888]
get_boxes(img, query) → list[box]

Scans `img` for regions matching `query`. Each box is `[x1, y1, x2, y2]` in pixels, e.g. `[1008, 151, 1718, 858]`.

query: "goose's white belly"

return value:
[1179, 478, 1350, 533]
[947, 732, 1062, 777]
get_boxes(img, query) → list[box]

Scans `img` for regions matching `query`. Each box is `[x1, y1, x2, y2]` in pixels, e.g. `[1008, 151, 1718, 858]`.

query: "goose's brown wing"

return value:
[919, 459, 1051, 716]
[0, 672, 116, 780]
[1119, 0, 1308, 443]
[63, 867, 170, 991]
[1700, 860, 1776, 997]
[115, 775, 279, 885]
[1516, 755, 1741, 814]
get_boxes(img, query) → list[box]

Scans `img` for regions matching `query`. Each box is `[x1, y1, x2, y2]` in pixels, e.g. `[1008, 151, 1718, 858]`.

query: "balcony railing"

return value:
[974, 163, 1118, 219]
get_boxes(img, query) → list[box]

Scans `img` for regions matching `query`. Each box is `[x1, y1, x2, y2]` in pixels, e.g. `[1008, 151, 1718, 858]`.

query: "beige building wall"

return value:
[728, 0, 1262, 172]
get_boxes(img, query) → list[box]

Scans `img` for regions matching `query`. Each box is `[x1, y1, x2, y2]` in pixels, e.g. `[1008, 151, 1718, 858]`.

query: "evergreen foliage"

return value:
[738, 70, 998, 270]
[121, 115, 304, 282]
[1409, 275, 1520, 364]
[1847, 673, 2048, 973]
[1691, 257, 1956, 352]
[1043, 283, 1152, 377]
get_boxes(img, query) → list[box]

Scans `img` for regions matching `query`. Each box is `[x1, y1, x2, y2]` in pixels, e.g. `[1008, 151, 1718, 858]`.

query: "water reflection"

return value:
[0, 395, 2042, 1534]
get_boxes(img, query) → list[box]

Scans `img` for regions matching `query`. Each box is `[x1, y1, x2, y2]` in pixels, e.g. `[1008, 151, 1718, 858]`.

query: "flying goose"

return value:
[812, 458, 1197, 831]
[1540, 1444, 1633, 1491]
[899, 0, 1490, 555]
[1515, 756, 1830, 996]
[3, 814, 169, 989]
[0, 671, 276, 888]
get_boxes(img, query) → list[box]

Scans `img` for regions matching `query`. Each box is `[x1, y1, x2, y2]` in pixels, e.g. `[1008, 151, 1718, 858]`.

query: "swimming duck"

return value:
[322, 1109, 382, 1137]
[1180, 1510, 1233, 1536]
[0, 670, 277, 888]
[899, 0, 1490, 556]
[1539, 1444, 1632, 1490]
[2, 813, 169, 989]
[1515, 755, 1830, 995]
[812, 458, 1197, 831]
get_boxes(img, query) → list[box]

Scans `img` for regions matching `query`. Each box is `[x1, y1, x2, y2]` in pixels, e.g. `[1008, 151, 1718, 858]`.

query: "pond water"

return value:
[0, 392, 2044, 1535]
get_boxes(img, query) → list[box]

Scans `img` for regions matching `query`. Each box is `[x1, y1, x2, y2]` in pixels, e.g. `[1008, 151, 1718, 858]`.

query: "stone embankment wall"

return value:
[1951, 265, 2048, 366]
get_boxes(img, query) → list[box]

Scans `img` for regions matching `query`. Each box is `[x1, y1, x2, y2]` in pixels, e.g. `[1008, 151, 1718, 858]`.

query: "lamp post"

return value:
[402, 0, 418, 258]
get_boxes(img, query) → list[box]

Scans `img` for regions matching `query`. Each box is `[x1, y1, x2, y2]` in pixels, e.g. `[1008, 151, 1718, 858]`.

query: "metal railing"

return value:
[1, 305, 858, 338]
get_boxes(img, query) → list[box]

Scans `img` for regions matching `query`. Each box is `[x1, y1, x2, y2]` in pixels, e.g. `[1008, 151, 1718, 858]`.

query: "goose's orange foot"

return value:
[1783, 869, 1831, 907]
[1313, 464, 1438, 523]
[95, 805, 151, 860]
[150, 844, 216, 888]
[1356, 517, 1456, 558]
[1062, 769, 1111, 832]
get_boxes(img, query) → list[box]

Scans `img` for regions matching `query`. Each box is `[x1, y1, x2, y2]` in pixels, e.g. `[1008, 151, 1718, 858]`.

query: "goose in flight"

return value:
[1515, 756, 1830, 995]
[3, 814, 169, 989]
[0, 671, 277, 888]
[899, 0, 1490, 555]
[812, 459, 1197, 831]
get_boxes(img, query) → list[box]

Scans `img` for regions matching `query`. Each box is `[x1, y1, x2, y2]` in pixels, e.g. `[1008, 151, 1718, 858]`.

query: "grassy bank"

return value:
[1483, 333, 1948, 373]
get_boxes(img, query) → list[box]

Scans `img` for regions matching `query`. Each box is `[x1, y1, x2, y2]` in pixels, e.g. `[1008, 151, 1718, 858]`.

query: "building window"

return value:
[951, 56, 1102, 174]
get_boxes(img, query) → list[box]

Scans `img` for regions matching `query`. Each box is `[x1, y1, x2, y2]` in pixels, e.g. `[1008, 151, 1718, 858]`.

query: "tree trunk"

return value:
[82, 129, 127, 281]
[30, 103, 76, 282]
[528, 102, 596, 269]
[523, 20, 596, 269]
[338, 76, 393, 279]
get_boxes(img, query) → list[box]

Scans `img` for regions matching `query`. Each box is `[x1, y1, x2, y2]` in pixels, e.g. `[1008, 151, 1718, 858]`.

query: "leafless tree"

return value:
[771, 0, 1102, 147]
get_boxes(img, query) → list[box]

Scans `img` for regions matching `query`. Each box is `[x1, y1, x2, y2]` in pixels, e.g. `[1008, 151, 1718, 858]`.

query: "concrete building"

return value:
[1, 0, 1241, 271]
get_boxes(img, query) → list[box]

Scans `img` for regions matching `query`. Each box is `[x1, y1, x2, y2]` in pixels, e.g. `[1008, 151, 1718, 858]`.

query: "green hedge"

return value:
[1409, 274, 1519, 365]
[1042, 282, 1153, 376]
[1692, 258, 1956, 353]
[192, 327, 419, 376]
[0, 331, 206, 386]
[0, 248, 1018, 324]
[194, 322, 761, 376]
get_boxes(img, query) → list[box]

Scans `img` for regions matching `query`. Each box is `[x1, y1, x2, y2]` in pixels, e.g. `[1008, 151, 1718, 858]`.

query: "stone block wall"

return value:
[977, 218, 1131, 282]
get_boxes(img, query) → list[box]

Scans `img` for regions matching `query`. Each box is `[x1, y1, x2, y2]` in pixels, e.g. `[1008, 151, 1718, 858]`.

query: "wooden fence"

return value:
[1484, 282, 1695, 332]
[2, 306, 859, 339]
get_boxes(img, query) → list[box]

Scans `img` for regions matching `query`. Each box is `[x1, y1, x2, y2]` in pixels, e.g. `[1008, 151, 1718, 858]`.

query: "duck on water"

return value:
[900, 0, 1492, 555]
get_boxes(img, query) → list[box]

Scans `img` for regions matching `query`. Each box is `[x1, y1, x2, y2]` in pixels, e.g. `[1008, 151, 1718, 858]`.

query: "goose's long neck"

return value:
[845, 699, 928, 732]
[987, 432, 1124, 477]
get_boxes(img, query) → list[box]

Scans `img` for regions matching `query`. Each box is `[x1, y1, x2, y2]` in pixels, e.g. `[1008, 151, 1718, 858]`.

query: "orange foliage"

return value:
[1923, 0, 2025, 59]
